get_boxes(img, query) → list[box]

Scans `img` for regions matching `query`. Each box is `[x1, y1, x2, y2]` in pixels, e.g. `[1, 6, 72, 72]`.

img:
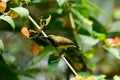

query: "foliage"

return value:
[0, 0, 119, 80]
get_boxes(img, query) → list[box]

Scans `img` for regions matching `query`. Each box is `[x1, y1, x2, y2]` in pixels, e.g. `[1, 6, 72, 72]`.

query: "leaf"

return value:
[48, 54, 59, 74]
[0, 15, 15, 29]
[109, 21, 120, 33]
[30, 43, 44, 56]
[10, 7, 29, 21]
[91, 0, 114, 25]
[74, 33, 99, 52]
[113, 75, 120, 80]
[75, 75, 84, 80]
[24, 0, 31, 3]
[0, 40, 4, 54]
[90, 17, 106, 34]
[46, 15, 51, 26]
[82, 22, 93, 34]
[104, 47, 120, 59]
[2, 53, 15, 65]
[0, 1, 7, 12]
[56, 0, 68, 7]
[71, 8, 92, 34]
[21, 27, 30, 38]
[9, 11, 19, 19]
[92, 31, 106, 41]
[28, 45, 56, 68]
[95, 74, 106, 80]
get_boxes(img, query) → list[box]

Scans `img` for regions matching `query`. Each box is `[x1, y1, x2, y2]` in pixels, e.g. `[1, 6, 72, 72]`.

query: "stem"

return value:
[61, 54, 78, 76]
[28, 16, 48, 37]
[66, 2, 76, 30]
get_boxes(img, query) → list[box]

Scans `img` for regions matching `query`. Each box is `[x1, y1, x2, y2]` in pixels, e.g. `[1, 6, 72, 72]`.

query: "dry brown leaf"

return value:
[0, 1, 7, 12]
[46, 15, 51, 26]
[30, 43, 44, 56]
[21, 27, 30, 38]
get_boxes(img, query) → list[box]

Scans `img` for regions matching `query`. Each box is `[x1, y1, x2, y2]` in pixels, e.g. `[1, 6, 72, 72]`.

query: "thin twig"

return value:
[61, 54, 78, 76]
[28, 16, 48, 37]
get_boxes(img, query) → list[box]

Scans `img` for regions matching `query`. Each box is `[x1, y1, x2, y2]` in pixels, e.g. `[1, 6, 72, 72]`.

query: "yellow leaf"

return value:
[9, 11, 19, 19]
[87, 76, 94, 80]
[83, 18, 93, 26]
[75, 75, 84, 80]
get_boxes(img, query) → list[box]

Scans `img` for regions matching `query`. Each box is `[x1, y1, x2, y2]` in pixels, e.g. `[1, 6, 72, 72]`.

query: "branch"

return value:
[61, 54, 78, 76]
[28, 15, 78, 76]
[66, 2, 76, 30]
[28, 16, 48, 37]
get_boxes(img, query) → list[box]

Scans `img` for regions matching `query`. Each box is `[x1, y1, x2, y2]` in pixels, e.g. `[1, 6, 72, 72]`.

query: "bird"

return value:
[46, 35, 79, 50]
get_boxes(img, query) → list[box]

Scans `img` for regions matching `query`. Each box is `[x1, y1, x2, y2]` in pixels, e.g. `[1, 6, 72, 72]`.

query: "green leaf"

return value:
[104, 47, 120, 59]
[82, 23, 93, 34]
[0, 40, 4, 54]
[56, 0, 68, 7]
[71, 8, 92, 34]
[92, 31, 106, 41]
[2, 53, 15, 65]
[91, 0, 114, 25]
[74, 33, 99, 52]
[95, 74, 106, 80]
[24, 0, 31, 3]
[87, 0, 104, 15]
[113, 75, 120, 80]
[109, 21, 120, 33]
[90, 17, 106, 34]
[48, 54, 59, 74]
[0, 15, 15, 29]
[29, 45, 56, 68]
[71, 7, 84, 23]
[11, 7, 29, 21]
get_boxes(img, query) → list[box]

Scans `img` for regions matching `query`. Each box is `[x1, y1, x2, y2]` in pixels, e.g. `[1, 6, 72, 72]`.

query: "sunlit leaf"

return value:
[82, 23, 93, 34]
[113, 75, 120, 80]
[92, 31, 106, 41]
[83, 18, 93, 26]
[2, 53, 15, 65]
[74, 33, 99, 52]
[0, 40, 4, 54]
[56, 0, 68, 7]
[0, 15, 15, 29]
[10, 7, 29, 21]
[0, 1, 7, 12]
[28, 45, 56, 68]
[95, 74, 106, 80]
